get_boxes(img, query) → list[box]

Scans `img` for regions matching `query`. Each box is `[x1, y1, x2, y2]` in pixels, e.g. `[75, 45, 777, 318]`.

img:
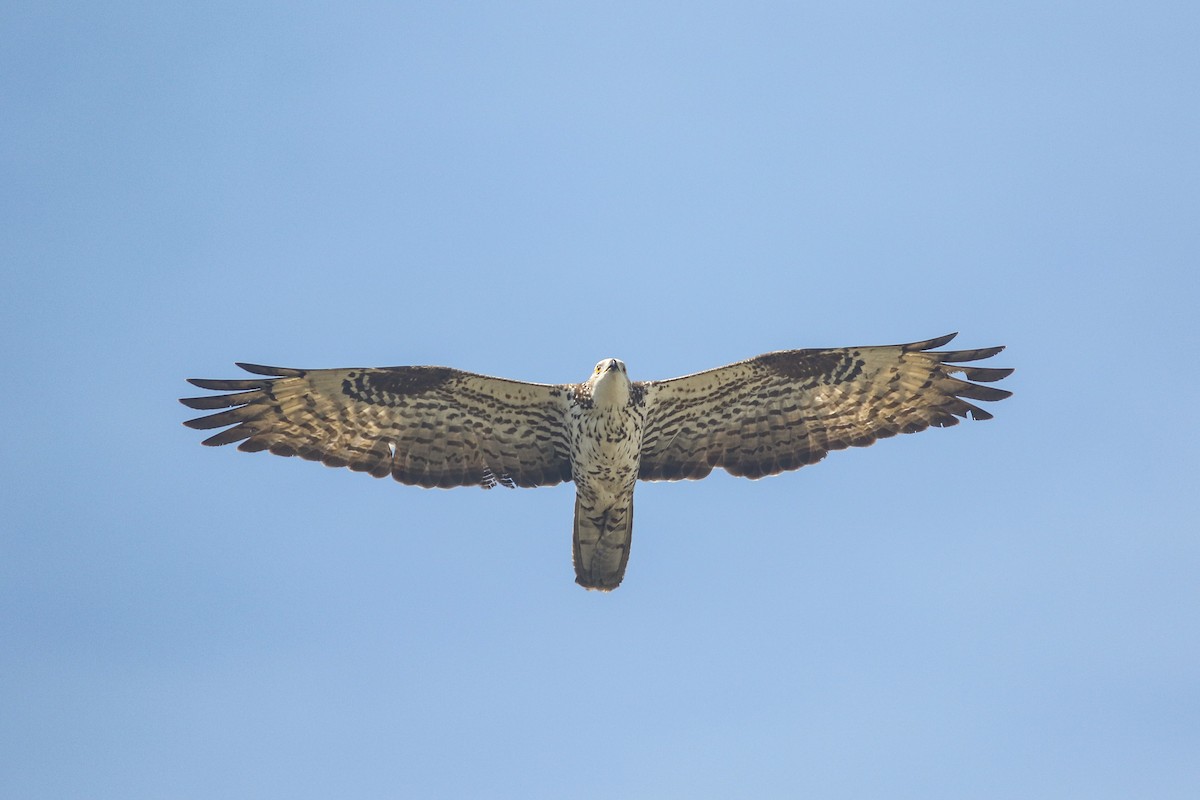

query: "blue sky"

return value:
[3, 2, 1198, 797]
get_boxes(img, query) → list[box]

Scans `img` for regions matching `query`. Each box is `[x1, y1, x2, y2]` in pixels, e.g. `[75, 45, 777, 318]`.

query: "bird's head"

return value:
[587, 358, 630, 405]
[591, 358, 627, 377]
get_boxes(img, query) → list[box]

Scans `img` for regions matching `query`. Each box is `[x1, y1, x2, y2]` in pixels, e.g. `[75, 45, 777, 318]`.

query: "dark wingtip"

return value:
[938, 345, 1006, 362]
[235, 363, 304, 377]
[186, 377, 268, 391]
[906, 332, 958, 351]
[179, 393, 249, 410]
[953, 382, 1013, 402]
[958, 366, 1014, 382]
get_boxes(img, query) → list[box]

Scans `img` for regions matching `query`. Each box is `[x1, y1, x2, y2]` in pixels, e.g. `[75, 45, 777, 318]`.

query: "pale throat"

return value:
[591, 369, 631, 407]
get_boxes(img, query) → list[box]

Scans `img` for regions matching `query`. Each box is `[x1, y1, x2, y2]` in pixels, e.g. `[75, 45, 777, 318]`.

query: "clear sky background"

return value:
[3, 2, 1198, 798]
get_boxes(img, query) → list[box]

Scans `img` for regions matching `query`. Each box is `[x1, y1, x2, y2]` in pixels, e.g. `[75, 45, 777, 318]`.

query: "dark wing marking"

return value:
[637, 333, 1012, 481]
[181, 364, 574, 489]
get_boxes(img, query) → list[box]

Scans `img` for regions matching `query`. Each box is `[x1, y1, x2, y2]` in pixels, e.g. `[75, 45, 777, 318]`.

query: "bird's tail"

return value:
[572, 495, 634, 591]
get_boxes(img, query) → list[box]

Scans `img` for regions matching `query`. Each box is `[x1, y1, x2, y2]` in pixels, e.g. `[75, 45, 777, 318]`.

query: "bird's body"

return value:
[568, 359, 645, 589]
[182, 334, 1012, 590]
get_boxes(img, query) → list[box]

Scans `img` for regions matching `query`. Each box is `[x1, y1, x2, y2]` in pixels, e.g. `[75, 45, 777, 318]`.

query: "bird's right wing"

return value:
[181, 364, 574, 488]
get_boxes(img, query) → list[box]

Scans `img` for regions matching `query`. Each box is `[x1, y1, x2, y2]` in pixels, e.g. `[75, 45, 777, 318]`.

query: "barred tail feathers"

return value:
[572, 494, 634, 591]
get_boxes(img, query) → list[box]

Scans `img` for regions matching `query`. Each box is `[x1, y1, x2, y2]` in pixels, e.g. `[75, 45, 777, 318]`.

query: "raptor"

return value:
[181, 333, 1012, 590]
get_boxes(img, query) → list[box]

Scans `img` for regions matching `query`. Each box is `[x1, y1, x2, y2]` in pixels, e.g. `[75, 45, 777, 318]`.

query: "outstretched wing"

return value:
[637, 333, 1012, 481]
[181, 364, 574, 489]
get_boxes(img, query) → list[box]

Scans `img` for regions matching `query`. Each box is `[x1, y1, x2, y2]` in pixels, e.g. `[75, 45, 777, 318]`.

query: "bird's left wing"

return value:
[637, 333, 1012, 481]
[181, 364, 574, 488]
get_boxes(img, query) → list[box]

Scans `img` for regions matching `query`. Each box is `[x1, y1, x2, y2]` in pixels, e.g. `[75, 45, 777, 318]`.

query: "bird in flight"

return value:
[181, 333, 1012, 591]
